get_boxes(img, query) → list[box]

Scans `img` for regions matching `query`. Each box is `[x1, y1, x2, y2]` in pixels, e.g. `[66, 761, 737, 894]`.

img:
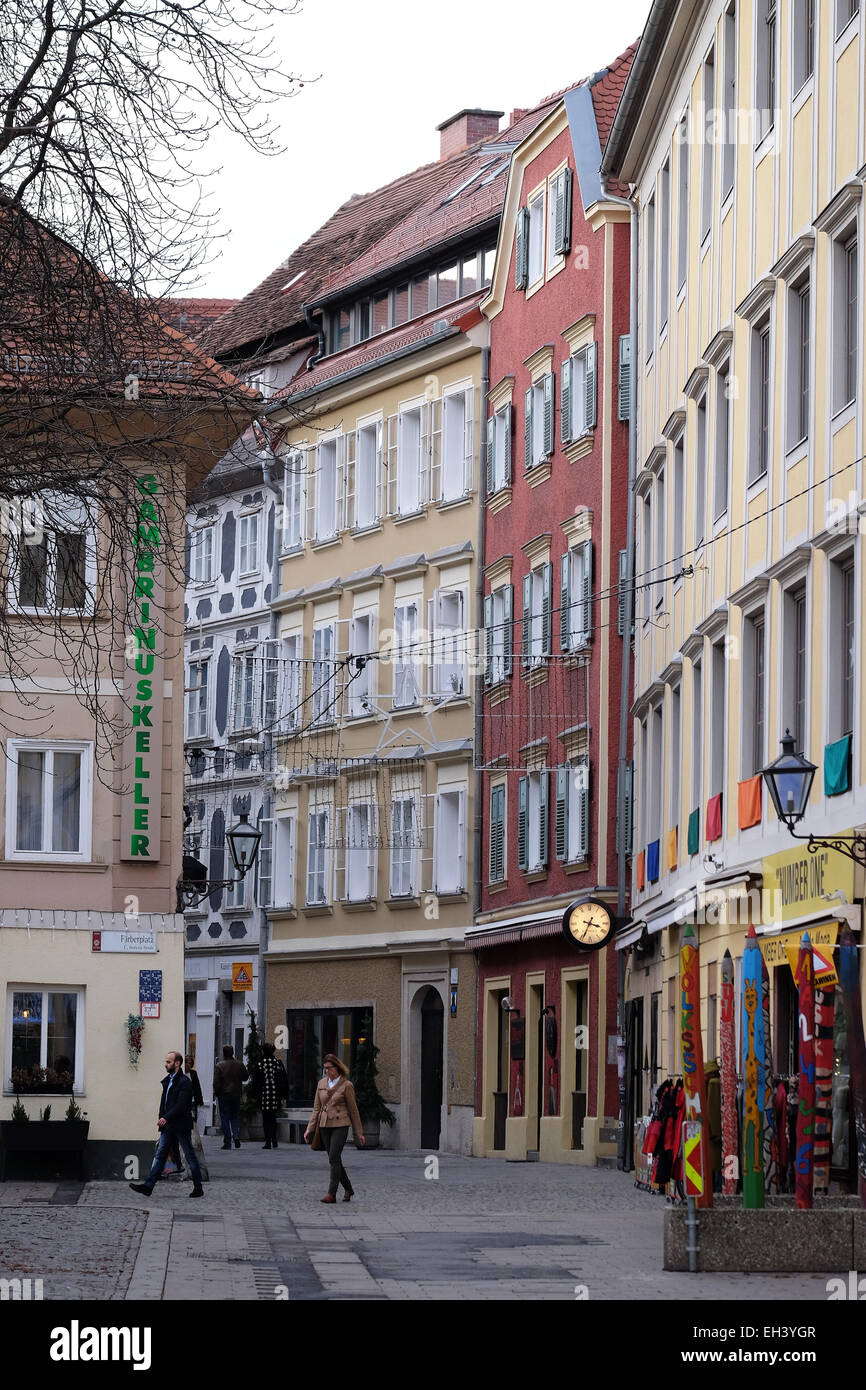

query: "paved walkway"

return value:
[0, 1139, 834, 1300]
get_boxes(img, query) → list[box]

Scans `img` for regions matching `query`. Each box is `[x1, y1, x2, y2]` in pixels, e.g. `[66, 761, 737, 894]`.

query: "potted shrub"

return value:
[239, 1007, 264, 1141]
[350, 1016, 395, 1150]
[1, 1095, 89, 1181]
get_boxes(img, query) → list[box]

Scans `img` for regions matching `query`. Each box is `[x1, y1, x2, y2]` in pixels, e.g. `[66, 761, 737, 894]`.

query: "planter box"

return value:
[0, 1120, 90, 1181]
[664, 1197, 864, 1272]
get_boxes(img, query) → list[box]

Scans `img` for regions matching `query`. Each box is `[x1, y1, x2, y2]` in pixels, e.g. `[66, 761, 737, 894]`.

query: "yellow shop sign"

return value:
[759, 922, 839, 987]
[761, 843, 854, 924]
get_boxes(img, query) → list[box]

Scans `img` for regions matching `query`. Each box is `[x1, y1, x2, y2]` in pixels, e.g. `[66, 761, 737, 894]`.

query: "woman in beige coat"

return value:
[304, 1053, 365, 1202]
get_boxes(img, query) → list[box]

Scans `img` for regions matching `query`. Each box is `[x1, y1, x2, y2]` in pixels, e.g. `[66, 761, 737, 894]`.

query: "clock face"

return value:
[563, 899, 614, 950]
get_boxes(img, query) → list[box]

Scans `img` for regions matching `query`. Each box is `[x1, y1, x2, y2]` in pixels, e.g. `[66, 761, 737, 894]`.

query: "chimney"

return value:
[436, 109, 503, 160]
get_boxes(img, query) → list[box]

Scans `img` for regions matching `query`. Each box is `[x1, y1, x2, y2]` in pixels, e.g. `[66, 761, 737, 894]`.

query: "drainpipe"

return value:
[260, 443, 285, 1051]
[304, 304, 326, 369]
[472, 344, 490, 1134]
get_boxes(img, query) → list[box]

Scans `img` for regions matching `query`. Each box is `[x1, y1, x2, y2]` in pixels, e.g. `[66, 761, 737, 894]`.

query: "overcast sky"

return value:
[193, 0, 651, 299]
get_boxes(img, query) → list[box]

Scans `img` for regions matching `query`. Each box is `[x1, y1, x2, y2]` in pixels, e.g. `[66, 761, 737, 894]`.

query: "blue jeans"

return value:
[218, 1096, 240, 1143]
[146, 1128, 202, 1189]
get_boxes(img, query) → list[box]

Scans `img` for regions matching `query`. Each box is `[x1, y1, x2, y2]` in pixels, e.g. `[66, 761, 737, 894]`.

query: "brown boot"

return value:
[320, 1194, 337, 1204]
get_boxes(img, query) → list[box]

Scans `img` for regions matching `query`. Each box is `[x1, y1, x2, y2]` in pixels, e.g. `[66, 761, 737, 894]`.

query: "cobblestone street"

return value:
[0, 1138, 834, 1301]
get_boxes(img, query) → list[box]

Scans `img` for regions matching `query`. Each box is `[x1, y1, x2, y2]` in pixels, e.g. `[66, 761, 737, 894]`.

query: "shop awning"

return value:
[469, 918, 563, 950]
[615, 893, 697, 950]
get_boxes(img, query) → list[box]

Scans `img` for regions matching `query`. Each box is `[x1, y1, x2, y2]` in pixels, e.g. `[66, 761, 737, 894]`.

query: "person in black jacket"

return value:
[130, 1051, 204, 1198]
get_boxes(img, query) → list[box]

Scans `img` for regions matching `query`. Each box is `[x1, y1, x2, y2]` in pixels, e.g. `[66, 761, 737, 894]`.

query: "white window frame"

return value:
[393, 602, 419, 708]
[563, 542, 592, 651]
[231, 647, 257, 733]
[390, 796, 417, 898]
[441, 387, 472, 502]
[714, 367, 732, 519]
[434, 788, 466, 894]
[5, 740, 93, 863]
[282, 450, 305, 551]
[397, 405, 425, 516]
[311, 624, 337, 726]
[185, 655, 210, 739]
[348, 613, 375, 718]
[565, 758, 590, 865]
[567, 343, 597, 439]
[281, 633, 303, 731]
[786, 276, 811, 451]
[5, 985, 85, 1094]
[526, 771, 547, 873]
[10, 493, 98, 614]
[354, 421, 381, 530]
[492, 405, 510, 491]
[272, 814, 296, 908]
[430, 587, 465, 698]
[750, 317, 772, 484]
[190, 524, 215, 586]
[527, 186, 546, 289]
[792, 0, 815, 94]
[345, 802, 378, 902]
[237, 510, 261, 577]
[314, 436, 341, 542]
[306, 808, 329, 906]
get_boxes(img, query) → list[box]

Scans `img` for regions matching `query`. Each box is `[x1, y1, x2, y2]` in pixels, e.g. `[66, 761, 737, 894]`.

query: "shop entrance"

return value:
[420, 987, 444, 1150]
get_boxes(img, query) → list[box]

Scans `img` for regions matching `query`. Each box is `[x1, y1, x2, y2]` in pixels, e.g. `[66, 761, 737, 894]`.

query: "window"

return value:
[231, 650, 257, 732]
[430, 588, 465, 697]
[185, 657, 209, 738]
[659, 160, 670, 329]
[710, 638, 726, 796]
[793, 0, 815, 90]
[646, 196, 656, 348]
[397, 406, 426, 515]
[650, 702, 663, 844]
[330, 308, 351, 353]
[528, 190, 545, 286]
[354, 423, 381, 530]
[788, 279, 811, 448]
[744, 614, 766, 776]
[390, 797, 417, 897]
[263, 640, 279, 730]
[715, 368, 731, 518]
[285, 1008, 367, 1105]
[345, 803, 377, 902]
[237, 511, 260, 575]
[837, 0, 860, 33]
[306, 808, 329, 905]
[436, 263, 459, 307]
[348, 613, 375, 717]
[515, 206, 529, 289]
[282, 633, 303, 731]
[13, 494, 97, 613]
[677, 114, 690, 290]
[460, 254, 478, 296]
[642, 493, 653, 621]
[692, 658, 704, 809]
[673, 437, 686, 563]
[283, 451, 305, 551]
[225, 849, 247, 908]
[757, 0, 777, 139]
[670, 685, 682, 829]
[555, 758, 590, 864]
[482, 246, 496, 286]
[257, 800, 273, 908]
[484, 585, 514, 686]
[561, 343, 597, 443]
[560, 541, 592, 651]
[435, 789, 466, 893]
[393, 601, 419, 707]
[833, 556, 856, 738]
[654, 469, 666, 605]
[7, 988, 81, 1092]
[372, 291, 390, 333]
[835, 234, 858, 411]
[393, 283, 409, 325]
[783, 585, 808, 753]
[722, 5, 737, 198]
[411, 274, 429, 316]
[311, 624, 337, 725]
[6, 741, 92, 861]
[315, 437, 341, 541]
[190, 525, 214, 584]
[550, 166, 572, 261]
[442, 389, 471, 501]
[489, 783, 506, 882]
[271, 815, 296, 907]
[701, 49, 715, 243]
[487, 406, 512, 493]
[521, 563, 552, 668]
[750, 320, 772, 483]
[517, 770, 549, 873]
[525, 374, 554, 469]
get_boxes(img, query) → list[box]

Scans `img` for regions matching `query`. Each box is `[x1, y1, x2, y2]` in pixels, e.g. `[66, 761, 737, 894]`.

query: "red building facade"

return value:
[470, 50, 636, 1165]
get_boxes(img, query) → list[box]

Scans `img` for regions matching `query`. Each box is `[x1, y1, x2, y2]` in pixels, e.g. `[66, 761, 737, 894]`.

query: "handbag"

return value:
[310, 1119, 323, 1151]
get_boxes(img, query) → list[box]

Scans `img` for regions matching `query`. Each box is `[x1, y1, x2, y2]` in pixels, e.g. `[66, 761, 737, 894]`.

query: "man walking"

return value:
[130, 1051, 204, 1199]
[213, 1044, 247, 1150]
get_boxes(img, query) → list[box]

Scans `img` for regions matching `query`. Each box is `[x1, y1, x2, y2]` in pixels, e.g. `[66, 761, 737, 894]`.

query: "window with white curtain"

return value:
[390, 797, 417, 897]
[6, 741, 92, 860]
[435, 788, 466, 893]
[306, 809, 329, 905]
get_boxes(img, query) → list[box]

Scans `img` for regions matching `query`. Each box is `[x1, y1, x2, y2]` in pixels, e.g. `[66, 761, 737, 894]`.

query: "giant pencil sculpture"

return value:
[720, 949, 738, 1195]
[761, 955, 776, 1193]
[839, 927, 866, 1206]
[741, 926, 765, 1208]
[795, 933, 815, 1210]
[680, 921, 712, 1208]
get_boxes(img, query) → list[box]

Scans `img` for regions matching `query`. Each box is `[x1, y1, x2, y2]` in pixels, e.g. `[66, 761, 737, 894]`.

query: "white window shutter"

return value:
[555, 766, 569, 861]
[618, 334, 631, 421]
[456, 788, 466, 891]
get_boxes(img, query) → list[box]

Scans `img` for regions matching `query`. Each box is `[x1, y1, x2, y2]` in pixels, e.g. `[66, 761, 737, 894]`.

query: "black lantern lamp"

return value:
[762, 730, 866, 868]
[225, 811, 262, 877]
[177, 808, 262, 911]
[762, 729, 817, 831]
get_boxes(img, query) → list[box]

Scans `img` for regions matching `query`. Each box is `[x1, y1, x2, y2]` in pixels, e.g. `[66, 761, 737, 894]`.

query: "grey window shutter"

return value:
[555, 766, 569, 861]
[554, 167, 573, 256]
[560, 551, 571, 653]
[517, 776, 528, 871]
[521, 573, 532, 668]
[486, 416, 495, 494]
[576, 758, 590, 860]
[561, 358, 573, 444]
[580, 539, 593, 643]
[553, 170, 565, 256]
[538, 770, 549, 867]
[503, 405, 512, 485]
[524, 387, 534, 472]
[585, 341, 597, 430]
[618, 334, 631, 421]
[515, 207, 529, 290]
[543, 372, 554, 457]
[503, 583, 514, 676]
[617, 548, 628, 636]
[541, 561, 553, 656]
[484, 593, 494, 685]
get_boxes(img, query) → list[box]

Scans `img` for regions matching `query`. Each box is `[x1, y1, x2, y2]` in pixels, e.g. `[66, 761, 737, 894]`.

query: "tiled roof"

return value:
[590, 42, 640, 197]
[273, 292, 485, 404]
[161, 298, 238, 342]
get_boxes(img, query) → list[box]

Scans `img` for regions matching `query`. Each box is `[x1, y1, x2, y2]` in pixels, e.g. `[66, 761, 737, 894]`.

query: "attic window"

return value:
[282, 269, 307, 292]
[440, 157, 500, 205]
[480, 159, 509, 185]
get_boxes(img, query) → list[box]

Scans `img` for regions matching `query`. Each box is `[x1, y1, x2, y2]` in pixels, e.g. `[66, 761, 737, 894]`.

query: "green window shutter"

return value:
[503, 405, 512, 485]
[486, 416, 495, 495]
[585, 341, 597, 430]
[560, 551, 571, 653]
[543, 372, 555, 456]
[618, 334, 631, 421]
[580, 539, 593, 644]
[483, 593, 494, 685]
[490, 784, 504, 882]
[524, 387, 534, 471]
[539, 770, 549, 867]
[521, 573, 532, 668]
[541, 561, 553, 656]
[560, 358, 573, 444]
[555, 766, 569, 861]
[576, 757, 590, 860]
[503, 584, 514, 676]
[517, 776, 528, 871]
[515, 207, 529, 290]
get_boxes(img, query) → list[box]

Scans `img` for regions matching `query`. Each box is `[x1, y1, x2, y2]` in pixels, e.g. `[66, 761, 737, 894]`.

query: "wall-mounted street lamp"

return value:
[761, 730, 866, 867]
[177, 808, 263, 910]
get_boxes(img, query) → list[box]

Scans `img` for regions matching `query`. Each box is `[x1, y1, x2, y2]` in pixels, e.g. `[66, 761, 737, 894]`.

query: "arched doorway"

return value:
[420, 987, 444, 1149]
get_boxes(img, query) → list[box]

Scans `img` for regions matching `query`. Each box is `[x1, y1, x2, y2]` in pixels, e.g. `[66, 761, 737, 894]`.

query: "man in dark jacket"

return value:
[213, 1045, 248, 1150]
[130, 1051, 204, 1198]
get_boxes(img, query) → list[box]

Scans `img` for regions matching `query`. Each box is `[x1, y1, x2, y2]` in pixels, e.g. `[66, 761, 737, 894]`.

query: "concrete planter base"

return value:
[664, 1197, 865, 1271]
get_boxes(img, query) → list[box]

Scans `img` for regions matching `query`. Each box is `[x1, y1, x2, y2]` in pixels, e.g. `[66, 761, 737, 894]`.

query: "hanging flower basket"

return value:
[126, 1014, 145, 1067]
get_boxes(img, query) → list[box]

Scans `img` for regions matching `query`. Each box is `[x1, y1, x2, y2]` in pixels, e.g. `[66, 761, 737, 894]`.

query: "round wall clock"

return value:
[562, 898, 615, 951]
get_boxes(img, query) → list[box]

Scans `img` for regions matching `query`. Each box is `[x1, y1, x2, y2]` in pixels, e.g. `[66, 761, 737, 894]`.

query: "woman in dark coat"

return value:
[252, 1043, 289, 1149]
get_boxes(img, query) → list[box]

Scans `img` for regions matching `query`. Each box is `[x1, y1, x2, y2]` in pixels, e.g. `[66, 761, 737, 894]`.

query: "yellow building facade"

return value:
[603, 0, 865, 1139]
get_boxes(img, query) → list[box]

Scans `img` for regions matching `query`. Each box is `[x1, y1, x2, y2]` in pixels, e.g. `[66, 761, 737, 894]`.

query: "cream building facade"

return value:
[603, 0, 865, 1137]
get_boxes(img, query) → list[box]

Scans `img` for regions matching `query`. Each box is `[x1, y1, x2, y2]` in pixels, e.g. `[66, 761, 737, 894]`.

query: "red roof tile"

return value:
[591, 42, 639, 197]
[161, 298, 238, 342]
